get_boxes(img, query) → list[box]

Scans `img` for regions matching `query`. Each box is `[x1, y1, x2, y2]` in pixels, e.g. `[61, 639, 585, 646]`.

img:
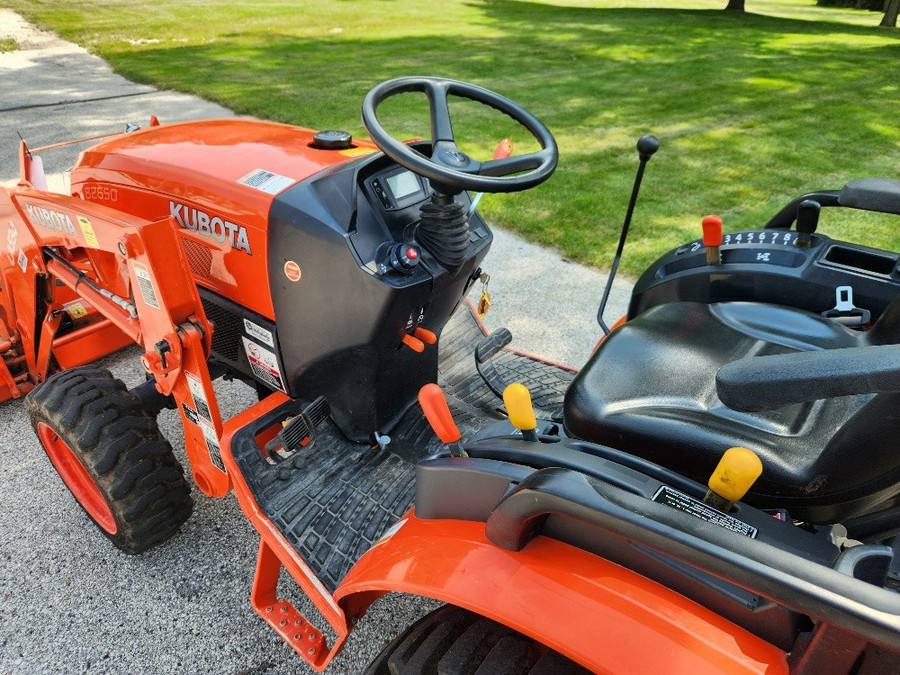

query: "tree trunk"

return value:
[725, 0, 746, 9]
[881, 0, 899, 27]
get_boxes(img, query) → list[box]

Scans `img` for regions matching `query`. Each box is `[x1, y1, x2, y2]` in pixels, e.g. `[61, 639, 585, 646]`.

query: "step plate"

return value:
[232, 304, 576, 592]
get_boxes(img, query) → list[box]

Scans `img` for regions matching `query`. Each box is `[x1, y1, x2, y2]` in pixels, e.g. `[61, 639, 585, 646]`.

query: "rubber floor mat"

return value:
[231, 303, 576, 592]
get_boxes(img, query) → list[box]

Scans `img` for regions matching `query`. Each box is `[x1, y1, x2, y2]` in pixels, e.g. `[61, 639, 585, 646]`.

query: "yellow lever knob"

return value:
[503, 383, 537, 432]
[707, 447, 763, 506]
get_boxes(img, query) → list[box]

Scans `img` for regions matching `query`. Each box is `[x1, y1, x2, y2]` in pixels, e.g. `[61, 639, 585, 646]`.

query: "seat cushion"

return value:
[564, 302, 899, 521]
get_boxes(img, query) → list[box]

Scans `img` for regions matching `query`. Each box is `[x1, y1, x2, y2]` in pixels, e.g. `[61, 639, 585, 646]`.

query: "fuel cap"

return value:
[312, 130, 352, 150]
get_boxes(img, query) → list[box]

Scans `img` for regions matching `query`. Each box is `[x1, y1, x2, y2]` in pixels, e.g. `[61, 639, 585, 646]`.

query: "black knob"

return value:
[796, 199, 820, 247]
[637, 135, 660, 161]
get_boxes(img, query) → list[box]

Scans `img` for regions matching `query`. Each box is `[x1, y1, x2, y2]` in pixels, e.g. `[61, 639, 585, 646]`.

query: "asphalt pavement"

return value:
[0, 10, 632, 674]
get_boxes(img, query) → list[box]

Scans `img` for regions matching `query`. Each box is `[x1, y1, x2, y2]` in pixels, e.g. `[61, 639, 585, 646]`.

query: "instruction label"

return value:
[237, 169, 295, 195]
[185, 371, 212, 423]
[652, 486, 758, 539]
[243, 318, 274, 347]
[132, 261, 160, 309]
[77, 215, 99, 248]
[241, 337, 286, 392]
[184, 373, 224, 471]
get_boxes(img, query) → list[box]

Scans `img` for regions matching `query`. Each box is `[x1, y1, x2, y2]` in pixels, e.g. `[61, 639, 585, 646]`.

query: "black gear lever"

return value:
[795, 199, 820, 248]
[597, 135, 659, 334]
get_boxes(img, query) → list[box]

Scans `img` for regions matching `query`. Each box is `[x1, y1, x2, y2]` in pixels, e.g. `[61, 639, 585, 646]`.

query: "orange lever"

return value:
[413, 327, 437, 345]
[418, 383, 461, 444]
[702, 215, 723, 247]
[493, 138, 514, 160]
[702, 215, 723, 266]
[401, 334, 425, 352]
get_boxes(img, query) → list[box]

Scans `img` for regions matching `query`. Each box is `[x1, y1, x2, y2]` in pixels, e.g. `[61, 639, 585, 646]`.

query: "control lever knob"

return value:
[418, 384, 467, 457]
[702, 215, 723, 266]
[795, 199, 820, 248]
[703, 446, 763, 511]
[503, 383, 539, 442]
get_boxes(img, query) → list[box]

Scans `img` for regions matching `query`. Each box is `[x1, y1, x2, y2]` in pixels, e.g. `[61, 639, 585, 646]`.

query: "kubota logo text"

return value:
[169, 201, 251, 255]
[25, 204, 77, 236]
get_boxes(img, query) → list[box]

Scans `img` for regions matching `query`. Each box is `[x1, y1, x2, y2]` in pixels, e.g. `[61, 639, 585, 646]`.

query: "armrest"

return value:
[716, 345, 900, 412]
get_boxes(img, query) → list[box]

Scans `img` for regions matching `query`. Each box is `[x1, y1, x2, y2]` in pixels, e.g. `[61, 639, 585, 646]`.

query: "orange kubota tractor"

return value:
[2, 77, 899, 674]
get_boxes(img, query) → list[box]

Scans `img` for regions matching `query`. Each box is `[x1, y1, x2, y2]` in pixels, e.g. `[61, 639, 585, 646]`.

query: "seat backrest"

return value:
[867, 293, 900, 345]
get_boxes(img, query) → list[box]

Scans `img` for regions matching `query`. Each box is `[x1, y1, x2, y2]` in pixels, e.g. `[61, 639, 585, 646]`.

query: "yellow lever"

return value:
[703, 446, 763, 511]
[503, 383, 538, 441]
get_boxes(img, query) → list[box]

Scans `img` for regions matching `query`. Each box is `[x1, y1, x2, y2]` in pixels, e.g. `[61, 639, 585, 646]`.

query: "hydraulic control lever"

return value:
[418, 384, 467, 457]
[502, 383, 539, 441]
[597, 134, 659, 334]
[703, 446, 763, 512]
[702, 215, 723, 266]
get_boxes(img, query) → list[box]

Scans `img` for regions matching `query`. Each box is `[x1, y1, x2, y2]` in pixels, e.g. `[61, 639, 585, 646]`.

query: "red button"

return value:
[405, 247, 418, 260]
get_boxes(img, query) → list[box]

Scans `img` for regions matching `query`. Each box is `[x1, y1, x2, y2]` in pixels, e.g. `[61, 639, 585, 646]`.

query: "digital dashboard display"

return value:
[386, 170, 421, 200]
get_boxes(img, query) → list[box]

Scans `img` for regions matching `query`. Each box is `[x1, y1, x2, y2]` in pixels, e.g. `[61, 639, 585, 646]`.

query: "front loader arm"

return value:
[10, 186, 231, 497]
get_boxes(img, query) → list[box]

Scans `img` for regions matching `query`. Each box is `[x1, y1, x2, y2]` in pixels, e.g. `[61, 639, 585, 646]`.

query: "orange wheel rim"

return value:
[37, 423, 118, 534]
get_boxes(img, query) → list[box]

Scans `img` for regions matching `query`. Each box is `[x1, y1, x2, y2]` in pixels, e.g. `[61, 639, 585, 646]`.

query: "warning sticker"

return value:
[242, 337, 286, 392]
[653, 486, 758, 539]
[185, 371, 213, 424]
[18, 249, 27, 273]
[132, 261, 160, 309]
[201, 423, 225, 472]
[64, 301, 89, 320]
[243, 318, 274, 347]
[284, 260, 301, 282]
[181, 404, 200, 426]
[77, 215, 99, 248]
[237, 169, 296, 195]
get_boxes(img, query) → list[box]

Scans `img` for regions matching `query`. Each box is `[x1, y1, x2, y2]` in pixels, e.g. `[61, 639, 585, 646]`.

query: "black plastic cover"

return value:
[839, 178, 900, 216]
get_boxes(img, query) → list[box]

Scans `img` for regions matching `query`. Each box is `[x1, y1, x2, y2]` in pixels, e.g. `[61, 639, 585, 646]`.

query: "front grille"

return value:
[181, 237, 213, 280]
[200, 296, 242, 362]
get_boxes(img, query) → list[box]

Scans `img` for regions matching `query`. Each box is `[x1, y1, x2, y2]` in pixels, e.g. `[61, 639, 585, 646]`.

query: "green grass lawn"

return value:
[6, 0, 898, 275]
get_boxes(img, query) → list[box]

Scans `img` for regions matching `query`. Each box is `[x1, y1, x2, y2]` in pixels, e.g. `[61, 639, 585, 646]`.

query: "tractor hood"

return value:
[76, 118, 380, 199]
[69, 119, 381, 319]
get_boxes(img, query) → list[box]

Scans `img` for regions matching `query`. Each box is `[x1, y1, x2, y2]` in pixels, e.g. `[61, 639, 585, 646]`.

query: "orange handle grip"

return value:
[492, 138, 514, 160]
[418, 383, 461, 444]
[702, 215, 723, 247]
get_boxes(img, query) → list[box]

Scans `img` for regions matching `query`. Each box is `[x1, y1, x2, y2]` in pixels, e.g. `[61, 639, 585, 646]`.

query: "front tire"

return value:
[26, 366, 194, 554]
[365, 604, 590, 674]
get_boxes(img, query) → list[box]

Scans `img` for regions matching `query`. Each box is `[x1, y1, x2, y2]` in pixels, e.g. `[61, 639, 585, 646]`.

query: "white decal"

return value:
[237, 169, 296, 195]
[17, 249, 27, 273]
[243, 318, 274, 347]
[24, 203, 77, 236]
[6, 221, 16, 255]
[185, 371, 213, 424]
[132, 261, 160, 310]
[756, 252, 771, 262]
[242, 337, 286, 393]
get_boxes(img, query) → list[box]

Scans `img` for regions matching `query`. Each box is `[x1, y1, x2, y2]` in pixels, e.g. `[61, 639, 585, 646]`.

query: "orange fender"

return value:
[336, 512, 788, 675]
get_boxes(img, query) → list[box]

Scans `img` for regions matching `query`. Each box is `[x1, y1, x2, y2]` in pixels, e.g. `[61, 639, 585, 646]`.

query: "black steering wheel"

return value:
[361, 76, 559, 194]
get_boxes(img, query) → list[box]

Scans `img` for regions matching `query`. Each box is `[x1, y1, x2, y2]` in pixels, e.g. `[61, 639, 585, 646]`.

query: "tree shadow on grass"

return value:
[85, 2, 900, 266]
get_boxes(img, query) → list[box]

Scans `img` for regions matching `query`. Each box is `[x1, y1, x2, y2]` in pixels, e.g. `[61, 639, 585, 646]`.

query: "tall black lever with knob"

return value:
[597, 135, 660, 334]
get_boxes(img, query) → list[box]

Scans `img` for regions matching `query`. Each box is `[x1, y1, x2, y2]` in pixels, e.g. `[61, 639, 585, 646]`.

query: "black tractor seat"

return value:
[564, 299, 900, 524]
